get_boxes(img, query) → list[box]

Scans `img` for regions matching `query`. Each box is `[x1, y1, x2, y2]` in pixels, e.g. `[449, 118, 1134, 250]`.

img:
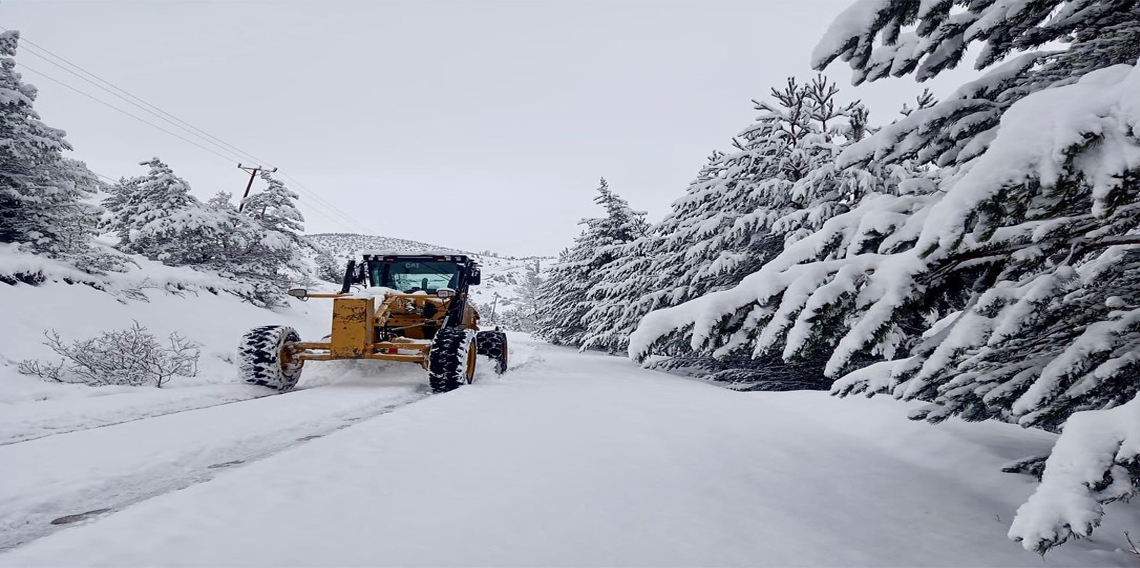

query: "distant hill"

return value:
[305, 233, 554, 317]
[307, 233, 467, 261]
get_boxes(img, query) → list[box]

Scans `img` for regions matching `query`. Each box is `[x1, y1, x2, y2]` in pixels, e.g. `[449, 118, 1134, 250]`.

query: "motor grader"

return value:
[237, 253, 508, 393]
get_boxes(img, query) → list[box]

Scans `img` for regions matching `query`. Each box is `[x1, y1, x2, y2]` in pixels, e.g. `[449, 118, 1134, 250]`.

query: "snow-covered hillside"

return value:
[307, 233, 468, 259]
[307, 232, 552, 313]
[3, 337, 1139, 566]
[0, 243, 332, 406]
[466, 254, 550, 308]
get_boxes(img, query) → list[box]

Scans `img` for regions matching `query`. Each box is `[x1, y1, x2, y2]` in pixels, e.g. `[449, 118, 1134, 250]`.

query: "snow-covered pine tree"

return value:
[535, 179, 647, 346]
[103, 159, 313, 305]
[104, 158, 209, 264]
[240, 172, 328, 286]
[243, 172, 304, 235]
[0, 30, 99, 253]
[105, 159, 281, 265]
[303, 240, 343, 284]
[206, 191, 235, 210]
[582, 76, 879, 379]
[503, 259, 543, 332]
[630, 0, 1140, 553]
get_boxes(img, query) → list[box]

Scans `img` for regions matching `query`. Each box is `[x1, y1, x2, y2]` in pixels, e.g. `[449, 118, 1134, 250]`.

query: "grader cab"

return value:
[237, 253, 508, 393]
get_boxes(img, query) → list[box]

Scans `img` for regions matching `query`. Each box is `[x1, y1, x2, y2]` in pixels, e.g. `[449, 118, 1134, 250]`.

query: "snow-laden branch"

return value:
[1009, 394, 1140, 554]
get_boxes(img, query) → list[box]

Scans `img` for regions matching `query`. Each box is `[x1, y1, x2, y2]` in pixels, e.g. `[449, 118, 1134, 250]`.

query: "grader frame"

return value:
[287, 291, 473, 367]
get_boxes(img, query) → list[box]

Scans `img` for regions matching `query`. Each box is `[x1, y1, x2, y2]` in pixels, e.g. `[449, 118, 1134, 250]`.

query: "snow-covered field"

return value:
[2, 330, 1138, 566]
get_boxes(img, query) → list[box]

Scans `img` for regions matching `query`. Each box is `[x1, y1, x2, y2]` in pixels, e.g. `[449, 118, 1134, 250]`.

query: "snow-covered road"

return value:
[0, 362, 429, 551]
[2, 336, 1137, 567]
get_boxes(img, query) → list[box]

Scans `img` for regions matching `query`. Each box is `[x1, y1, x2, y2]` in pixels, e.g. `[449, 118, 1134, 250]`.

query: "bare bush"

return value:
[18, 322, 200, 388]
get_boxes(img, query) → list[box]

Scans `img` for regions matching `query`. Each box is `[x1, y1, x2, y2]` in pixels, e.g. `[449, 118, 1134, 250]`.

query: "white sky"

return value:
[5, 0, 979, 256]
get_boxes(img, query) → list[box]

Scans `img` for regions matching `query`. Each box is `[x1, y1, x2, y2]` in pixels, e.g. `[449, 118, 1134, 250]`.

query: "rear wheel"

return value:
[238, 326, 303, 392]
[476, 330, 509, 374]
[428, 327, 476, 393]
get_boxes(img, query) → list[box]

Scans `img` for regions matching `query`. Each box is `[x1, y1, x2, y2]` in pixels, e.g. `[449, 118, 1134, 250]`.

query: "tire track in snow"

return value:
[0, 380, 430, 551]
[0, 387, 275, 447]
[2, 379, 352, 447]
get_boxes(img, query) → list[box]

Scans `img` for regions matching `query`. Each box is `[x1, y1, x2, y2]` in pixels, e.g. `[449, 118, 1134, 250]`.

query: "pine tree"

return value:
[104, 158, 203, 263]
[630, 0, 1140, 552]
[206, 191, 234, 210]
[582, 76, 881, 367]
[243, 173, 304, 235]
[0, 31, 98, 253]
[536, 179, 647, 346]
[103, 158, 284, 271]
[510, 260, 544, 332]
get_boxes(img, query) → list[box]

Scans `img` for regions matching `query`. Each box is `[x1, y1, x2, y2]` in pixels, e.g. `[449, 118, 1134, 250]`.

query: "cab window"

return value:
[369, 260, 460, 293]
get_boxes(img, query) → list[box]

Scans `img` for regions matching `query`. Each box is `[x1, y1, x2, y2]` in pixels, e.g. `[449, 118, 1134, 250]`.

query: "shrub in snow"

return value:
[627, 0, 1140, 553]
[0, 31, 101, 254]
[18, 322, 200, 388]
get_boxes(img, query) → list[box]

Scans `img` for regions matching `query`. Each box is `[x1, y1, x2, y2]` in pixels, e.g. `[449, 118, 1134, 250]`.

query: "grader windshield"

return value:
[368, 258, 461, 293]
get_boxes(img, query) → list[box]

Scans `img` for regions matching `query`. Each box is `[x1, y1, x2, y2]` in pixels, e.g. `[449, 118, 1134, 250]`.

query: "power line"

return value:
[8, 29, 379, 235]
[19, 46, 270, 167]
[276, 171, 376, 234]
[18, 64, 368, 231]
[16, 63, 245, 164]
[89, 170, 118, 184]
[0, 25, 274, 168]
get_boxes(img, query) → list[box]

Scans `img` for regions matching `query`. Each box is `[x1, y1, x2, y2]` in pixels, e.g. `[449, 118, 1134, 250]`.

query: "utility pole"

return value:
[489, 292, 501, 324]
[236, 163, 277, 213]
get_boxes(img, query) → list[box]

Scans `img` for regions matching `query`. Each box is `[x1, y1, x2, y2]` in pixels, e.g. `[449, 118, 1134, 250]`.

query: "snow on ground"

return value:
[0, 383, 270, 445]
[2, 337, 1137, 567]
[0, 358, 431, 551]
[0, 260, 342, 438]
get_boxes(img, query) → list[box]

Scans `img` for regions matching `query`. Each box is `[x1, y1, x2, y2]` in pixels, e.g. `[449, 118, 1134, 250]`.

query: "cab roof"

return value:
[359, 251, 472, 263]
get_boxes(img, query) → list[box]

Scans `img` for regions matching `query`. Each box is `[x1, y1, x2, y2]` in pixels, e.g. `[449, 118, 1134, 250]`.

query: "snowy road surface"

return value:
[0, 362, 427, 551]
[2, 336, 1138, 567]
[0, 383, 274, 445]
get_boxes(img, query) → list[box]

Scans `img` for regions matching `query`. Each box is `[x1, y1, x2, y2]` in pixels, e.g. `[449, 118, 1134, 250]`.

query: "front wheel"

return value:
[238, 326, 303, 392]
[428, 327, 476, 393]
[476, 330, 509, 374]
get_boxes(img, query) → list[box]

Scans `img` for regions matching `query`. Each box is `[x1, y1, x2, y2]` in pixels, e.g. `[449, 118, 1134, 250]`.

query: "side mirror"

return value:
[437, 288, 456, 299]
[470, 268, 481, 286]
[340, 260, 368, 293]
[340, 260, 357, 294]
[287, 288, 309, 301]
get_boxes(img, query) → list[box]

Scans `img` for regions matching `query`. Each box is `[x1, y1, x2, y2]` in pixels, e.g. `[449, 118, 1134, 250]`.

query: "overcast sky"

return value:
[5, 0, 979, 256]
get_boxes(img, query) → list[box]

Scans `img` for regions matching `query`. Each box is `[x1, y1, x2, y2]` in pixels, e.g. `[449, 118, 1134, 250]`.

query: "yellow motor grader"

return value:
[237, 253, 508, 393]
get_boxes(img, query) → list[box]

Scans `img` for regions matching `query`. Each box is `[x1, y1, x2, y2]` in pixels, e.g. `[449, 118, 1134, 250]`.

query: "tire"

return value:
[476, 330, 509, 374]
[428, 327, 476, 393]
[238, 326, 304, 392]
